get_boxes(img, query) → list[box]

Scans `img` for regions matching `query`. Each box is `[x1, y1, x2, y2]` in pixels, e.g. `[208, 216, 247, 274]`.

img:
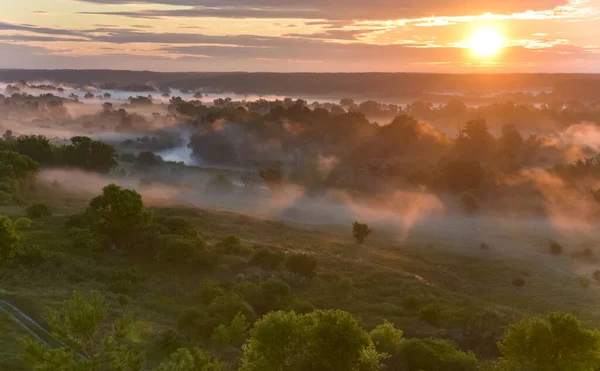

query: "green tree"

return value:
[45, 291, 108, 358]
[87, 184, 152, 249]
[154, 348, 223, 371]
[15, 135, 56, 166]
[26, 203, 53, 219]
[61, 136, 117, 174]
[211, 312, 248, 348]
[23, 292, 145, 371]
[0, 150, 40, 179]
[352, 222, 372, 244]
[240, 309, 386, 371]
[498, 312, 600, 371]
[0, 214, 20, 263]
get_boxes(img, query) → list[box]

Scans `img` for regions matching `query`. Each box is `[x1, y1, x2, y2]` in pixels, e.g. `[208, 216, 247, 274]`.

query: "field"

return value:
[1, 190, 599, 370]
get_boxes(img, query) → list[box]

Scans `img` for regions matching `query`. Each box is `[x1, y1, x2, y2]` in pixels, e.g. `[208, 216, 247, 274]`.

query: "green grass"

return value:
[1, 194, 599, 368]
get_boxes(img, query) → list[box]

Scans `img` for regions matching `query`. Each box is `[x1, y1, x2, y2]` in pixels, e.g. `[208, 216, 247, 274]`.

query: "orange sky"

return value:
[1, 0, 599, 72]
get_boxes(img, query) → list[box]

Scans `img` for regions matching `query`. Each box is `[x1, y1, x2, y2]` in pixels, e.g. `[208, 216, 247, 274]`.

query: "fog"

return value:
[4, 80, 600, 281]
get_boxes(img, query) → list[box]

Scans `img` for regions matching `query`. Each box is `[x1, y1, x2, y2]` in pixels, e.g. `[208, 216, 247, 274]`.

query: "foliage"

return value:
[249, 248, 285, 270]
[240, 309, 386, 371]
[14, 217, 32, 230]
[26, 203, 53, 219]
[498, 312, 600, 371]
[370, 320, 404, 355]
[0, 150, 40, 179]
[45, 291, 108, 357]
[398, 338, 478, 371]
[284, 253, 317, 279]
[258, 166, 284, 192]
[352, 222, 372, 244]
[208, 294, 255, 324]
[87, 184, 152, 249]
[211, 312, 248, 348]
[419, 304, 441, 326]
[0, 214, 21, 263]
[197, 279, 225, 305]
[215, 235, 245, 254]
[156, 329, 185, 353]
[154, 348, 223, 371]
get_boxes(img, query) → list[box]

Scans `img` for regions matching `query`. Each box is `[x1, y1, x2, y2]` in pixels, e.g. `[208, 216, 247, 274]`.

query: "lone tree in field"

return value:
[352, 222, 372, 244]
[0, 215, 20, 263]
[87, 184, 152, 249]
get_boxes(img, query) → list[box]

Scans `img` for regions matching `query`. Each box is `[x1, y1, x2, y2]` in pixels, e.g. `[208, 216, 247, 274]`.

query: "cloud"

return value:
[75, 0, 570, 20]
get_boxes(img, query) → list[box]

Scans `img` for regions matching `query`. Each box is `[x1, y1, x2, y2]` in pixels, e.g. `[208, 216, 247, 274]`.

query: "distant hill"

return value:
[2, 69, 600, 98]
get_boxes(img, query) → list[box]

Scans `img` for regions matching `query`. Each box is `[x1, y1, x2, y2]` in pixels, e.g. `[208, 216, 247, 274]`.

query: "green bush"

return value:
[156, 328, 185, 353]
[419, 304, 441, 326]
[550, 241, 563, 255]
[26, 203, 52, 219]
[399, 338, 478, 371]
[208, 294, 255, 324]
[249, 248, 284, 270]
[197, 279, 225, 305]
[117, 295, 130, 306]
[253, 279, 293, 315]
[14, 217, 32, 230]
[215, 236, 247, 255]
[285, 253, 317, 279]
[0, 214, 20, 263]
[177, 308, 218, 340]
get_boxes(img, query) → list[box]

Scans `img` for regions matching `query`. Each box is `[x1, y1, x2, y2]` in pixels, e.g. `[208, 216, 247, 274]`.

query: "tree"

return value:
[61, 136, 117, 174]
[154, 348, 223, 371]
[87, 184, 152, 249]
[23, 292, 145, 371]
[398, 338, 478, 371]
[0, 150, 39, 179]
[285, 253, 317, 279]
[498, 312, 600, 371]
[352, 222, 372, 244]
[45, 291, 108, 358]
[15, 135, 56, 166]
[0, 215, 20, 263]
[26, 203, 53, 219]
[240, 309, 385, 371]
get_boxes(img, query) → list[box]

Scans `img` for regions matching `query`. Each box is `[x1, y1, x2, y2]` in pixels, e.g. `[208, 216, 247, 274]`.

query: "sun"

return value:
[469, 28, 505, 57]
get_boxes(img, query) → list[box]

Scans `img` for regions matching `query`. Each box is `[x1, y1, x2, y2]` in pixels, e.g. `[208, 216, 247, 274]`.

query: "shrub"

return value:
[197, 279, 225, 305]
[26, 203, 52, 219]
[177, 308, 218, 339]
[512, 277, 526, 288]
[208, 294, 255, 324]
[14, 217, 32, 230]
[249, 248, 285, 270]
[155, 217, 198, 238]
[399, 338, 478, 371]
[402, 296, 421, 311]
[550, 241, 563, 255]
[215, 236, 246, 255]
[156, 329, 185, 353]
[117, 295, 130, 306]
[593, 270, 600, 281]
[154, 236, 206, 265]
[285, 253, 317, 279]
[253, 279, 293, 315]
[352, 221, 372, 244]
[0, 215, 20, 263]
[512, 278, 525, 288]
[419, 304, 441, 326]
[480, 243, 490, 250]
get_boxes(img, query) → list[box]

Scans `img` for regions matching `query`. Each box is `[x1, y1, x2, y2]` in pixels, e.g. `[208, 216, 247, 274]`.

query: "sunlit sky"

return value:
[1, 0, 600, 72]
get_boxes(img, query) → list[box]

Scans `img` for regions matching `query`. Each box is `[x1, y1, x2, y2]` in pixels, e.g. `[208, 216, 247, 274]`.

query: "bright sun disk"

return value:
[469, 28, 505, 57]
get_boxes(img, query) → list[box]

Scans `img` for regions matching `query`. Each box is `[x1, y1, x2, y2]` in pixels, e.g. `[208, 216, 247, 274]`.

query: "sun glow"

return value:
[469, 28, 505, 57]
